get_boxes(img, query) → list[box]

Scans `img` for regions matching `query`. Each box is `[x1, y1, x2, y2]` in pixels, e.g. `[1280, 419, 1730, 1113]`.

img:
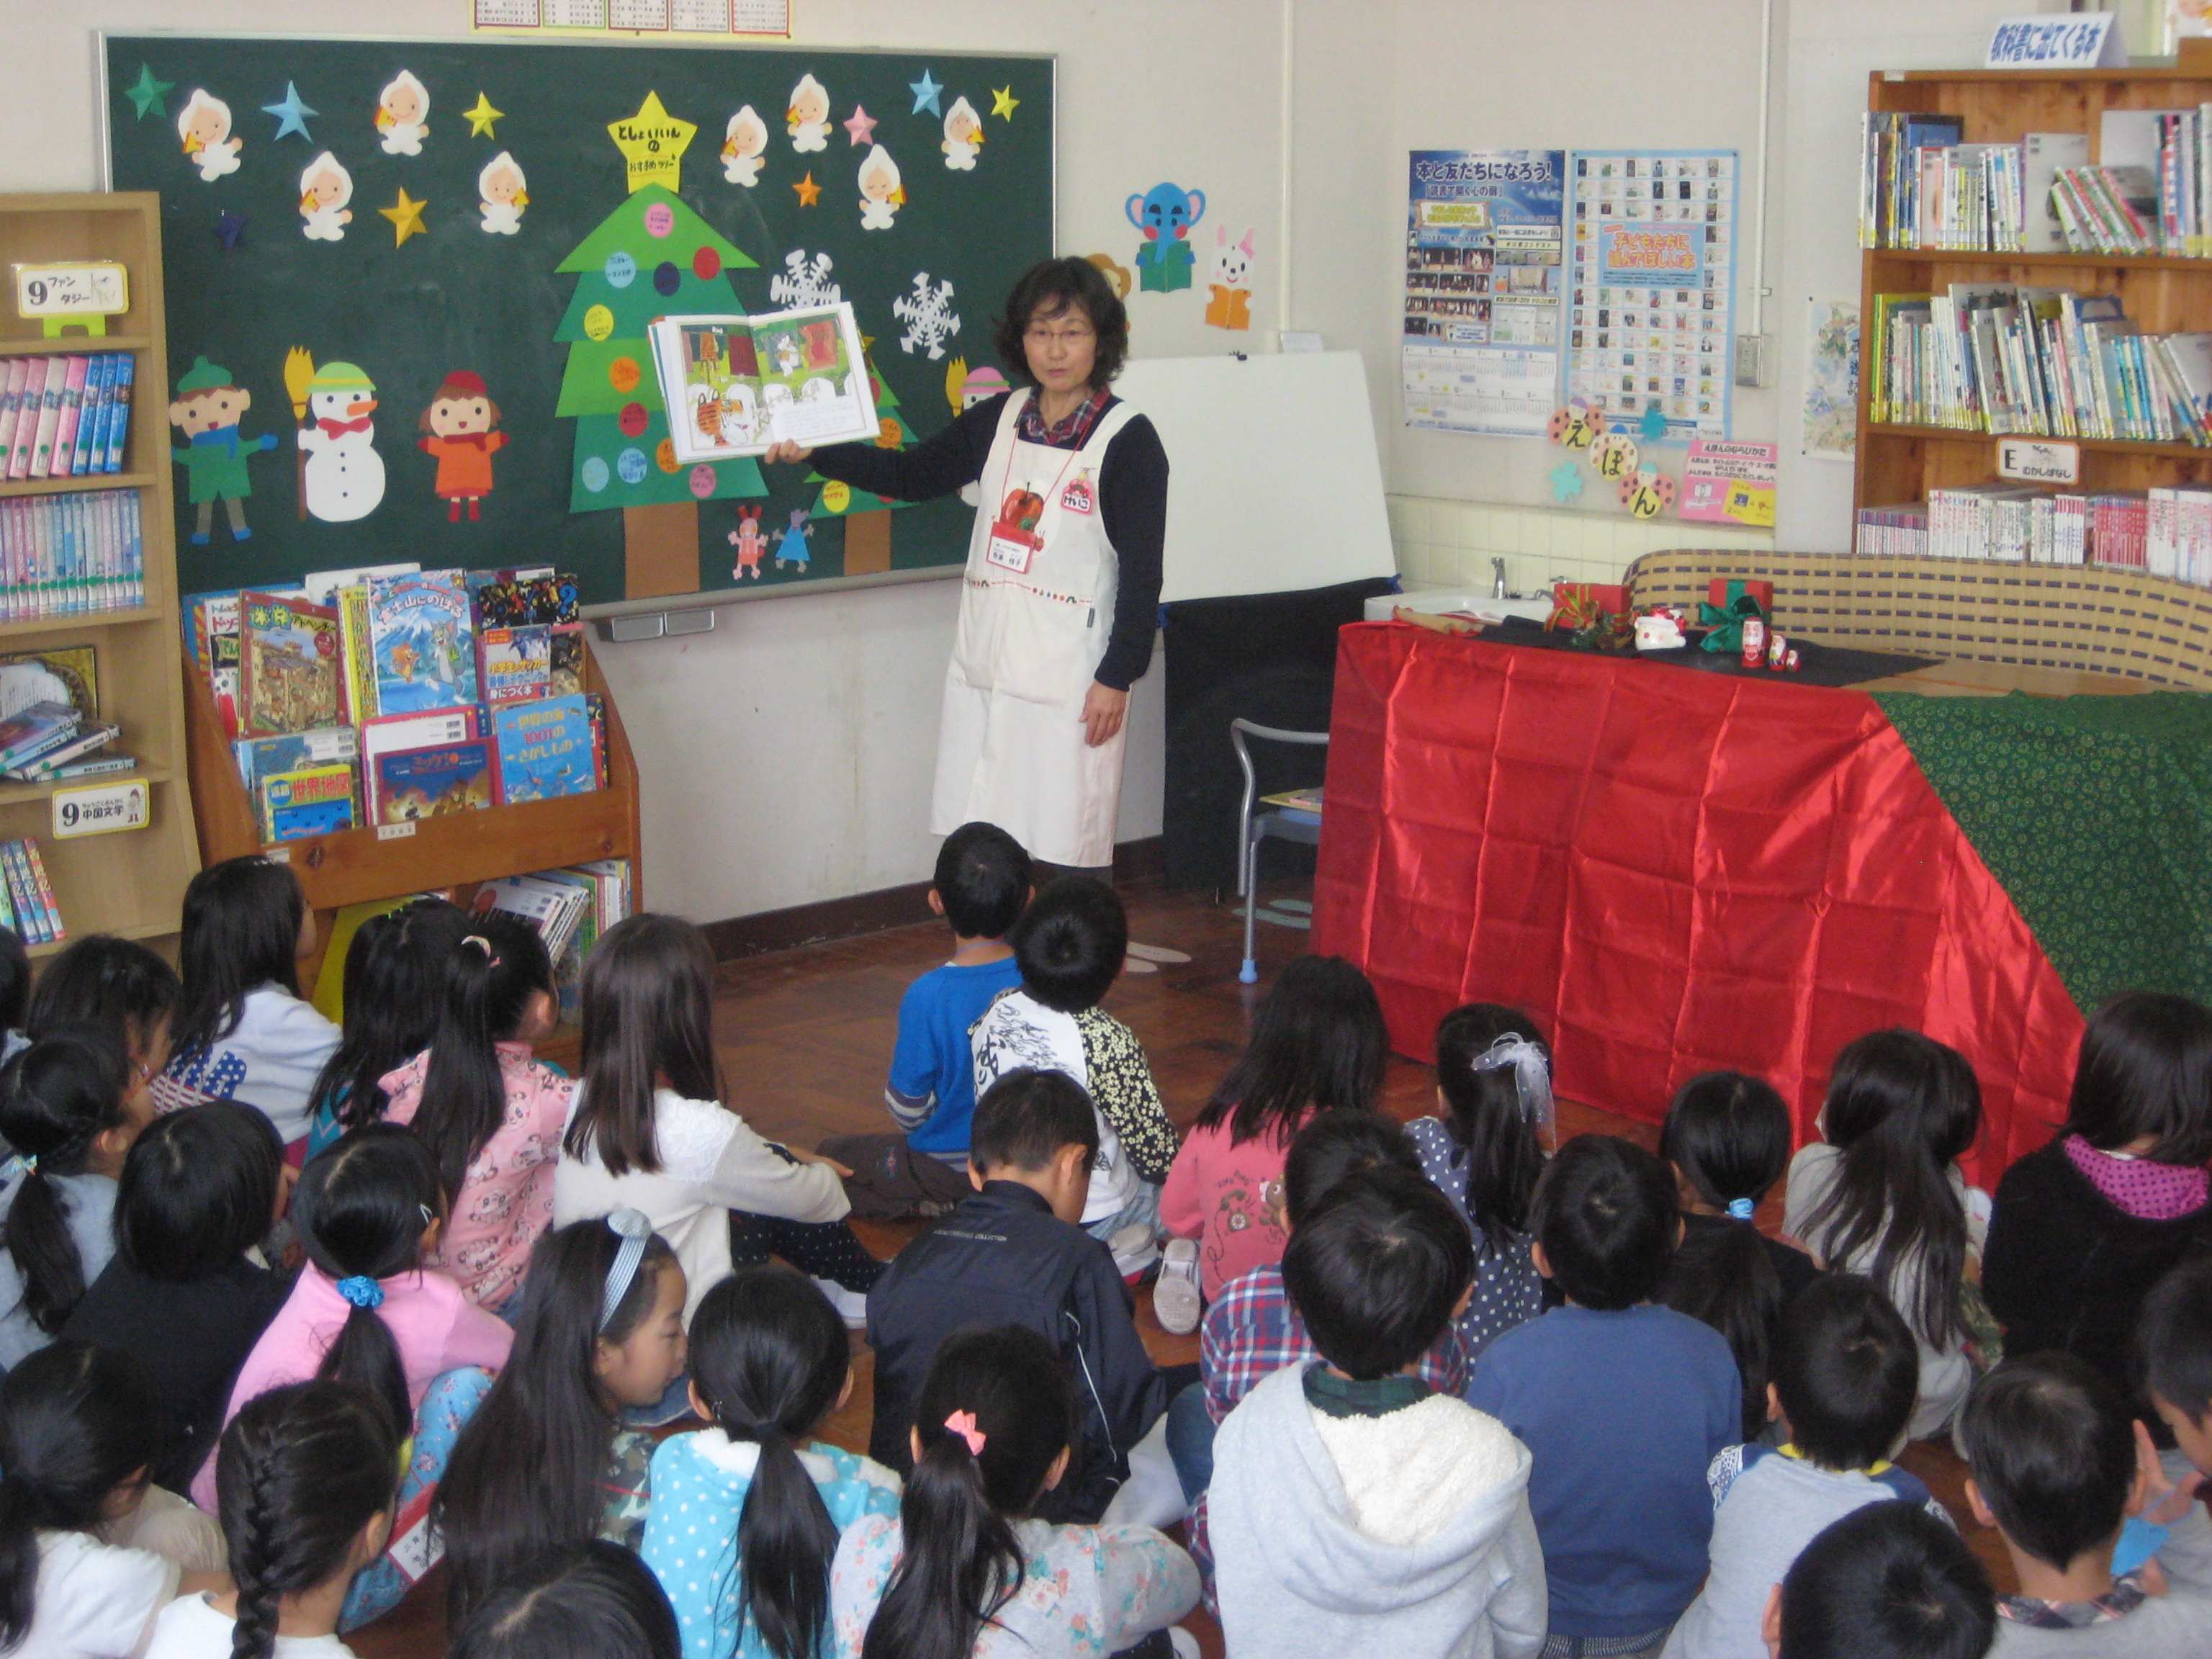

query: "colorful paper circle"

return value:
[617, 447, 647, 484]
[581, 455, 610, 493]
[644, 202, 675, 237]
[617, 400, 649, 437]
[822, 480, 852, 512]
[655, 439, 679, 473]
[608, 356, 642, 393]
[692, 248, 721, 280]
[652, 261, 680, 297]
[688, 464, 717, 499]
[583, 304, 615, 342]
[604, 251, 637, 288]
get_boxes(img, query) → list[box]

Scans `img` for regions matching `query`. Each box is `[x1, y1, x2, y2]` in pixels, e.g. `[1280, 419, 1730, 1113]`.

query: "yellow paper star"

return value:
[608, 90, 696, 194]
[791, 170, 822, 207]
[991, 85, 1019, 120]
[463, 92, 503, 138]
[379, 188, 428, 246]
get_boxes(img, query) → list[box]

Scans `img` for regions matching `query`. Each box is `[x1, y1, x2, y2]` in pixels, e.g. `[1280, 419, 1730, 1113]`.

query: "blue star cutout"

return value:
[909, 69, 943, 116]
[261, 81, 316, 143]
[124, 64, 172, 121]
[214, 210, 248, 251]
[1549, 462, 1585, 504]
[1638, 403, 1669, 443]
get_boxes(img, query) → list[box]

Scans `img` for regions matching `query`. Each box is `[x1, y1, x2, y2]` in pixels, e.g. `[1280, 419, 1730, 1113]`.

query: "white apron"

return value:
[931, 391, 1138, 868]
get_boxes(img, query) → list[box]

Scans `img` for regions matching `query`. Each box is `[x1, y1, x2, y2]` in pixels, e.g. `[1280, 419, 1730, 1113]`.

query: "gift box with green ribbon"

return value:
[1698, 578, 1771, 656]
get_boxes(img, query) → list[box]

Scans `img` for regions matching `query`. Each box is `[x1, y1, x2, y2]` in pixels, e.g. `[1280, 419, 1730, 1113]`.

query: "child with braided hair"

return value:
[147, 1378, 399, 1658]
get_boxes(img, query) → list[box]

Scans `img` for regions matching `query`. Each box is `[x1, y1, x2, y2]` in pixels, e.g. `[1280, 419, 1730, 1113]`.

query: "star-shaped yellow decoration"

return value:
[791, 170, 822, 207]
[379, 188, 428, 246]
[608, 90, 696, 195]
[991, 85, 1019, 120]
[462, 92, 503, 138]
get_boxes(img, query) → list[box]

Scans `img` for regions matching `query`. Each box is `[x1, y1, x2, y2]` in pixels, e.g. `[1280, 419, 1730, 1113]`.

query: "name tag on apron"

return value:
[985, 523, 1042, 574]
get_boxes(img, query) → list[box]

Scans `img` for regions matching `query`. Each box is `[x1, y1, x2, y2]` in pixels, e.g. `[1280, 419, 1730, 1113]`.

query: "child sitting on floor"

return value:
[1470, 1134, 1738, 1659]
[450, 1542, 682, 1659]
[1665, 1274, 1946, 1659]
[1768, 1502, 1997, 1659]
[1208, 1164, 1547, 1659]
[1158, 954, 1388, 1331]
[1960, 1354, 2212, 1656]
[821, 822, 1031, 1222]
[970, 876, 1178, 1277]
[866, 1069, 1186, 1524]
[302, 897, 472, 1156]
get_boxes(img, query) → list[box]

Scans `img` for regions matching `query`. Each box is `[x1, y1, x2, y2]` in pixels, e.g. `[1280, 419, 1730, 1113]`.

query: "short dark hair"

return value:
[2066, 991, 2212, 1166]
[969, 1069, 1098, 1174]
[1282, 1167, 1475, 1380]
[449, 1540, 680, 1659]
[1282, 1110, 1419, 1229]
[934, 824, 1032, 941]
[1528, 1135, 1678, 1310]
[1958, 1354, 2135, 1571]
[994, 257, 1129, 390]
[1774, 1275, 1920, 1470]
[1010, 876, 1125, 1013]
[2140, 1255, 2212, 1427]
[1779, 1502, 1996, 1659]
[115, 1102, 284, 1281]
[24, 935, 179, 1056]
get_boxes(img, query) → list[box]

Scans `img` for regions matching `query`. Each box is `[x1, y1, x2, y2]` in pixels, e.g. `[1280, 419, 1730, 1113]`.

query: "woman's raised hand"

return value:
[761, 440, 813, 465]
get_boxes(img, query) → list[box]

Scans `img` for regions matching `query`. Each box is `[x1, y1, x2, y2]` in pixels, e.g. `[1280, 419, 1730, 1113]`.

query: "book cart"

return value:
[0, 192, 198, 956]
[1857, 65, 2212, 517]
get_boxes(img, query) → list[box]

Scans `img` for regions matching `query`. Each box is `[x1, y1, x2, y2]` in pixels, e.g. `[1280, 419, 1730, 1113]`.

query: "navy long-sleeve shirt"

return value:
[807, 391, 1169, 691]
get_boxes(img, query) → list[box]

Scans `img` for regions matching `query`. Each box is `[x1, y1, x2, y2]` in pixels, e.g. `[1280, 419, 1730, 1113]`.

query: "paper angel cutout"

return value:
[298, 153, 355, 243]
[787, 75, 831, 153]
[942, 96, 984, 171]
[178, 90, 241, 182]
[721, 105, 768, 186]
[478, 152, 528, 234]
[858, 145, 904, 230]
[376, 71, 430, 156]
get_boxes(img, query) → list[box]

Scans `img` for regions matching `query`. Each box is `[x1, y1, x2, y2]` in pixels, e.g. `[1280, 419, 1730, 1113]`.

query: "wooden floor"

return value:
[352, 871, 2015, 1658]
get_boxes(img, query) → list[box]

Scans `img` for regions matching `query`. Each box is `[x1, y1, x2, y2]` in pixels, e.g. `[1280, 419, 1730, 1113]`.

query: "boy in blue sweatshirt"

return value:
[1468, 1134, 1739, 1658]
[821, 821, 1030, 1219]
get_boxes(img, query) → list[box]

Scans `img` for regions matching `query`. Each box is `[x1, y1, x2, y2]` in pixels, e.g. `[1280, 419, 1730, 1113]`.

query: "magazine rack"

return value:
[183, 632, 642, 968]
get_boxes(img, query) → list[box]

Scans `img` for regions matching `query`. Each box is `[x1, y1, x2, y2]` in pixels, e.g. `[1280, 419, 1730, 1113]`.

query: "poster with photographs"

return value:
[1401, 149, 1566, 438]
[1566, 150, 1739, 441]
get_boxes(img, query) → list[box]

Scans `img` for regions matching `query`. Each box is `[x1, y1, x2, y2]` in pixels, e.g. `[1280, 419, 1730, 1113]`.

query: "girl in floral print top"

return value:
[829, 1323, 1197, 1659]
[383, 912, 572, 1310]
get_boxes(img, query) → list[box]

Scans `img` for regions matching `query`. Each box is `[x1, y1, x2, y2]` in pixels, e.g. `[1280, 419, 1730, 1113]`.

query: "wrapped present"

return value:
[1548, 582, 1629, 632]
[1697, 578, 1771, 657]
[1706, 577, 1773, 613]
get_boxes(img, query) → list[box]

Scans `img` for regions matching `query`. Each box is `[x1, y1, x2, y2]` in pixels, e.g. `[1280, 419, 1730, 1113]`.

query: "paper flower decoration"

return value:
[1550, 462, 1586, 504]
[1638, 403, 1669, 443]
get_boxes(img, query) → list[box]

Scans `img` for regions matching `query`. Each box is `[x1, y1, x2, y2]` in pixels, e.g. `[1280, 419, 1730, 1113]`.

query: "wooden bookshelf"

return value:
[1857, 70, 2212, 517]
[0, 192, 195, 958]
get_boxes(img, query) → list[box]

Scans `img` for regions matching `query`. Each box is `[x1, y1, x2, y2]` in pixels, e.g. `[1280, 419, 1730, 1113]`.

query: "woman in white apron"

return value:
[765, 257, 1168, 881]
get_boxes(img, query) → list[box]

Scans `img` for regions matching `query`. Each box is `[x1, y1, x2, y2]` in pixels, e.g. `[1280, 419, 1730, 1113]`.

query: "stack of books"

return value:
[184, 564, 604, 845]
[0, 837, 64, 944]
[472, 860, 634, 1021]
[0, 352, 135, 480]
[0, 699, 127, 782]
[1853, 503, 1931, 558]
[0, 491, 145, 619]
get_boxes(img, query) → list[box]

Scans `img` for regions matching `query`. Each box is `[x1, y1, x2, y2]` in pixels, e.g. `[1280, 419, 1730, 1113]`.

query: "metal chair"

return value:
[1231, 718, 1328, 985]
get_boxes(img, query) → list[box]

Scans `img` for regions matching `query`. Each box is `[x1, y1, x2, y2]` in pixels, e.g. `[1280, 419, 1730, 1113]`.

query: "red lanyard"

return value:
[994, 397, 1087, 533]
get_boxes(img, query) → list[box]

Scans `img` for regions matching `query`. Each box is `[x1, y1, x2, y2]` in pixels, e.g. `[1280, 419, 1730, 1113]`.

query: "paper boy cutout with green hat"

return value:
[168, 354, 278, 545]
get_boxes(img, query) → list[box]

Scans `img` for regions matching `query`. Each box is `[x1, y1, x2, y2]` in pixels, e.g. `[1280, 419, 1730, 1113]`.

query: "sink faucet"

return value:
[1491, 557, 1509, 600]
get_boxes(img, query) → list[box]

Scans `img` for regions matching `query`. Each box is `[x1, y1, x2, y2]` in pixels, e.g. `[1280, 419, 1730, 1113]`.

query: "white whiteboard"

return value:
[1115, 351, 1395, 603]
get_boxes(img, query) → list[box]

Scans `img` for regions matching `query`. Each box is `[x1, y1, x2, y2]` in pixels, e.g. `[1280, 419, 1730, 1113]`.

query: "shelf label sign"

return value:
[1996, 437, 2081, 485]
[12, 261, 128, 320]
[1985, 13, 2127, 68]
[52, 778, 148, 840]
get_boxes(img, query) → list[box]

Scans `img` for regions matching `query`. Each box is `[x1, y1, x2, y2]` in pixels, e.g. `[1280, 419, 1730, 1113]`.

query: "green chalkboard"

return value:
[103, 35, 1053, 606]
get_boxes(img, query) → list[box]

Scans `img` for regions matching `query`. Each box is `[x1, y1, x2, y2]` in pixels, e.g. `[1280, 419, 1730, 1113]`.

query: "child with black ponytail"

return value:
[0, 1025, 148, 1370]
[303, 897, 472, 1156]
[145, 1379, 398, 1659]
[192, 1124, 512, 1511]
[1658, 1071, 1820, 1442]
[0, 1341, 230, 1658]
[830, 1324, 1198, 1659]
[385, 912, 571, 1310]
[642, 1266, 898, 1659]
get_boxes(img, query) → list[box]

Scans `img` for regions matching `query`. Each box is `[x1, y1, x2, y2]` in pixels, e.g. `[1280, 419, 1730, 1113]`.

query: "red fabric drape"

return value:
[1309, 624, 2085, 1184]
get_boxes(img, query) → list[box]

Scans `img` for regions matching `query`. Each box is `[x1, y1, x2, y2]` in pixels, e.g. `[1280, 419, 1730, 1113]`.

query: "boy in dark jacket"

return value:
[866, 1066, 1185, 1522]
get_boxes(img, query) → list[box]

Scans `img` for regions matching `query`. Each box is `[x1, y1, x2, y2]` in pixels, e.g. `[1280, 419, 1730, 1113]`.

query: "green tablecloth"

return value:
[1873, 691, 2212, 1012]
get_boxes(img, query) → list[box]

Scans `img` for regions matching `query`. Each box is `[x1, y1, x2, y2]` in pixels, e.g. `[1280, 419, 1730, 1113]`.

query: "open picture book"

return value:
[647, 301, 879, 462]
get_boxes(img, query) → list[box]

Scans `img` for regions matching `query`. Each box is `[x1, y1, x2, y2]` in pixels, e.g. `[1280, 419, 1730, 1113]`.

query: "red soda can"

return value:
[1768, 630, 1788, 670]
[1739, 618, 1766, 668]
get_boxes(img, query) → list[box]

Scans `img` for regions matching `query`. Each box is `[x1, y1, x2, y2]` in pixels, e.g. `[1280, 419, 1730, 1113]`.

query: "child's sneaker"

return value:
[812, 1277, 868, 1330]
[1109, 1220, 1161, 1283]
[1154, 1237, 1202, 1335]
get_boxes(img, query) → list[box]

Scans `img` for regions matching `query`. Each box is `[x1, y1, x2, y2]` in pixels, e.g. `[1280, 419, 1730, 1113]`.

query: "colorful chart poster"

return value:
[1566, 150, 1739, 441]
[1401, 150, 1566, 438]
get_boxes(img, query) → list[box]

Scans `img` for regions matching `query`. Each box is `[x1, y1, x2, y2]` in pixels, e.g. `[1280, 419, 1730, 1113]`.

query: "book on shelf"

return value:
[261, 763, 356, 842]
[0, 491, 145, 620]
[1860, 112, 1963, 249]
[0, 837, 64, 945]
[1854, 503, 1930, 558]
[0, 354, 133, 480]
[5, 721, 121, 782]
[1857, 490, 2151, 570]
[0, 645, 96, 722]
[372, 739, 498, 823]
[479, 625, 551, 707]
[493, 693, 597, 804]
[234, 725, 357, 804]
[368, 570, 478, 716]
[238, 590, 342, 737]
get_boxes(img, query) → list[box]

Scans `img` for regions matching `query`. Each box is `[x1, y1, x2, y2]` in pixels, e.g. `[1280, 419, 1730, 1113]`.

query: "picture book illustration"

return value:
[239, 590, 341, 737]
[647, 301, 877, 462]
[495, 693, 596, 802]
[376, 740, 497, 822]
[369, 570, 478, 715]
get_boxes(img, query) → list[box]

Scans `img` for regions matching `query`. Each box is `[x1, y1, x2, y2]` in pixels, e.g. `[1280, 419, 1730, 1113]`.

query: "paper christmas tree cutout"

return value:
[553, 184, 768, 513]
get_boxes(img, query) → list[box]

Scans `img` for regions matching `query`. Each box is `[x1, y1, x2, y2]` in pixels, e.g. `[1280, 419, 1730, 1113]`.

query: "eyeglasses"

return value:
[1024, 324, 1096, 347]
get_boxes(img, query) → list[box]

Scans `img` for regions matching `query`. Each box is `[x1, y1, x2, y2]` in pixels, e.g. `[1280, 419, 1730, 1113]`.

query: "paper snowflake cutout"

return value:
[893, 272, 962, 359]
[768, 250, 842, 308]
